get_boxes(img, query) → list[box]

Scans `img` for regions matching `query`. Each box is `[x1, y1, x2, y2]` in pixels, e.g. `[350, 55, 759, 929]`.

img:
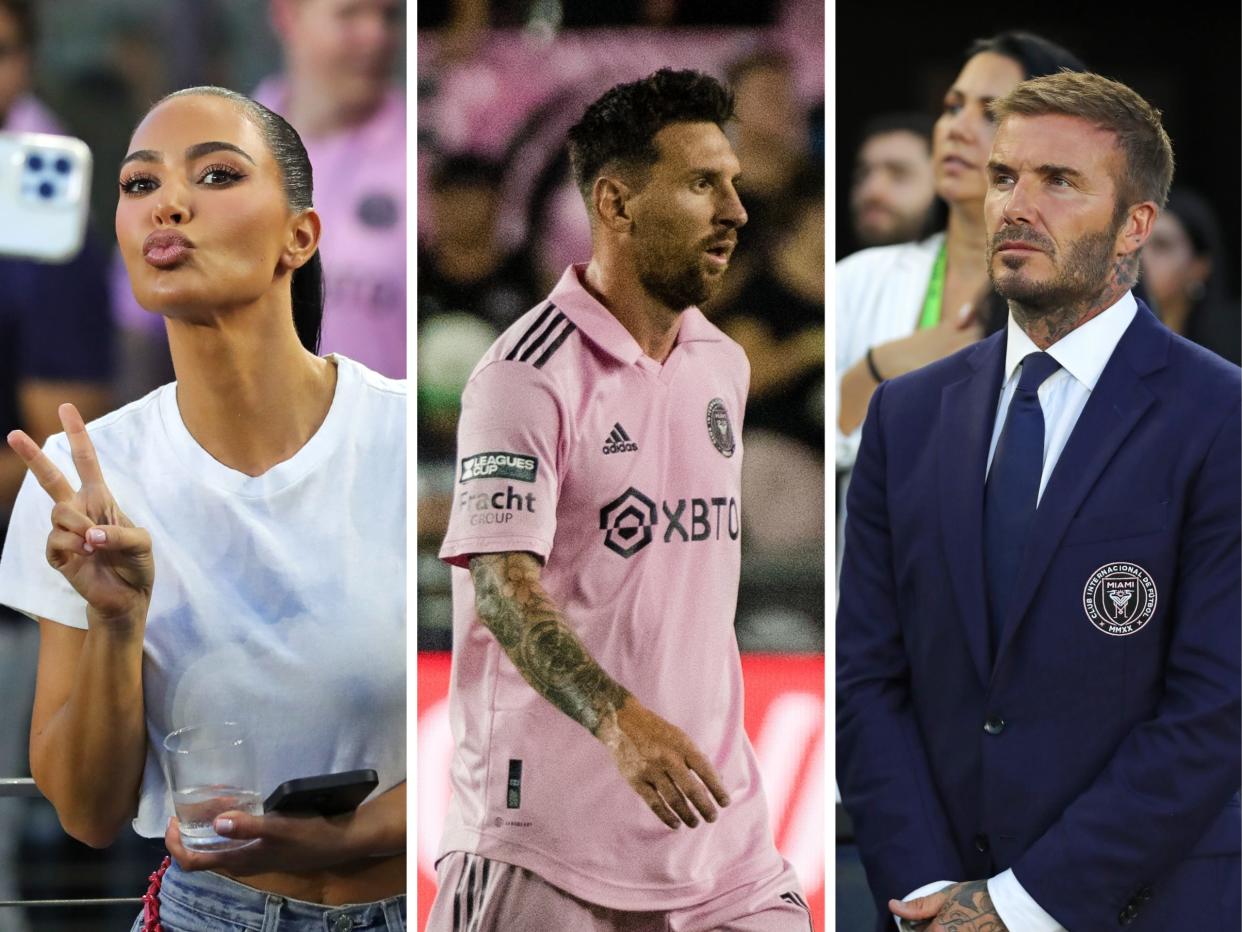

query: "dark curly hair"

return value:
[566, 68, 735, 204]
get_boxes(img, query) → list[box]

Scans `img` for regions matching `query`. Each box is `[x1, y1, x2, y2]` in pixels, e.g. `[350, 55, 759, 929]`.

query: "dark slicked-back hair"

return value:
[966, 31, 1087, 80]
[567, 68, 735, 208]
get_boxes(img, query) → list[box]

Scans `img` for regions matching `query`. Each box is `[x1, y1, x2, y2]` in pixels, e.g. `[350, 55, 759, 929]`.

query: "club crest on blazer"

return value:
[1082, 561, 1158, 636]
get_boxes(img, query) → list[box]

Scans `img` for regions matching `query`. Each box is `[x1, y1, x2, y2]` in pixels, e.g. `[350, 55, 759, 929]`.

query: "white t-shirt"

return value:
[0, 355, 406, 838]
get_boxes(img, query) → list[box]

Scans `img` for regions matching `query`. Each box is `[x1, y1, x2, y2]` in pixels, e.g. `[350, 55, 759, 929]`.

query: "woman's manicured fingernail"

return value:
[87, 528, 105, 544]
[214, 817, 235, 833]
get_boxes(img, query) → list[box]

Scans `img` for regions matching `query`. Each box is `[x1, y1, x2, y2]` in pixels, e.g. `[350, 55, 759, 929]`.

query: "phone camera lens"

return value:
[38, 180, 55, 199]
[55, 157, 72, 175]
[27, 154, 44, 172]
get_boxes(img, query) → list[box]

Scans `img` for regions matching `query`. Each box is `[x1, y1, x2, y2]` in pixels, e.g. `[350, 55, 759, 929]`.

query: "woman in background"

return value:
[1142, 186, 1241, 365]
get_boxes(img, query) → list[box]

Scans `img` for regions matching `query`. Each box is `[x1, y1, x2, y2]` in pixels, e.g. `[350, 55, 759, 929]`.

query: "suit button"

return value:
[973, 833, 990, 853]
[1138, 884, 1153, 901]
[1119, 905, 1137, 925]
[983, 716, 1005, 735]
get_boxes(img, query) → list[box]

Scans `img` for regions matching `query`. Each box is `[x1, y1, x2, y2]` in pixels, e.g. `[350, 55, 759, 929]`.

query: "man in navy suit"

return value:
[838, 70, 1240, 931]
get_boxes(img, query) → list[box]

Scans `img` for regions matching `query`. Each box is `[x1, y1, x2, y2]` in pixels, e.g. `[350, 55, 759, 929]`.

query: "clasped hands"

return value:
[890, 880, 1009, 932]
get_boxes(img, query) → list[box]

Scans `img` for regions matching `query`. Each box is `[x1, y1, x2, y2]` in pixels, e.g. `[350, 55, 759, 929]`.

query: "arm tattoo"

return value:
[469, 552, 629, 735]
[935, 880, 1008, 932]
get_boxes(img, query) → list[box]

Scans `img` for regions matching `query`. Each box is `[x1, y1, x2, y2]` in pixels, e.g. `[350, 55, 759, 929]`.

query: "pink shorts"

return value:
[425, 852, 813, 932]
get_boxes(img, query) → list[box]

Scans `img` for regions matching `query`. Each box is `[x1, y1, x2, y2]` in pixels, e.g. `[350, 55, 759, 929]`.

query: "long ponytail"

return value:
[291, 251, 324, 354]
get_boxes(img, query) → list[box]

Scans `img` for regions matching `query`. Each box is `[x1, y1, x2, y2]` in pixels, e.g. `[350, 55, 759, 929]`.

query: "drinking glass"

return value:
[163, 722, 262, 851]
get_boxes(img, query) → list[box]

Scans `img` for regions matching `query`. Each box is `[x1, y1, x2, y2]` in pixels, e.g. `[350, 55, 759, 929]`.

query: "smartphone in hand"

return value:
[263, 769, 379, 817]
[0, 130, 91, 263]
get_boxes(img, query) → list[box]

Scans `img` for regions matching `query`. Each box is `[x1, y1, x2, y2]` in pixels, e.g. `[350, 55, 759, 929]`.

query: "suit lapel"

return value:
[940, 334, 1006, 685]
[994, 304, 1168, 667]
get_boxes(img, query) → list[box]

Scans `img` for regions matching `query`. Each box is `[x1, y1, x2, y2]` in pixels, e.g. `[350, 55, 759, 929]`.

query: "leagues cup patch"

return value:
[706, 398, 735, 457]
[1082, 562, 1157, 636]
[460, 451, 538, 484]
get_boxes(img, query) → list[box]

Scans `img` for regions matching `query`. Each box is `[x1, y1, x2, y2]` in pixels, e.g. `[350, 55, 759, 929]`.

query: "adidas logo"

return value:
[779, 891, 810, 913]
[602, 423, 639, 455]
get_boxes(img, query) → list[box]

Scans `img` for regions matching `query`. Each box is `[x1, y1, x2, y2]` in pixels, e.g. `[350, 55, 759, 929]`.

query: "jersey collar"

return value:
[550, 264, 723, 366]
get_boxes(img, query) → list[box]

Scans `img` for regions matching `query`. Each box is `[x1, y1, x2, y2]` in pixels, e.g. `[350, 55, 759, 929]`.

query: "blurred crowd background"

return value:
[416, 0, 826, 656]
[834, 5, 1241, 928]
[0, 1, 404, 928]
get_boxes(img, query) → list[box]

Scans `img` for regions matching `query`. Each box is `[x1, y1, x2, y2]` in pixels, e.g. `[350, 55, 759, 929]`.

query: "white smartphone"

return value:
[0, 130, 92, 263]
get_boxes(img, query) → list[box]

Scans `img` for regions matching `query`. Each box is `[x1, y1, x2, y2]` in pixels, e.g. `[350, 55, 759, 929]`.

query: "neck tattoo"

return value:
[1010, 252, 1139, 349]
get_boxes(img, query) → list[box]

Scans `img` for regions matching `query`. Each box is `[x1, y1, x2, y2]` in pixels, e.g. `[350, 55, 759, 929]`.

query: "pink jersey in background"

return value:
[3, 95, 65, 135]
[111, 79, 407, 379]
[439, 265, 785, 910]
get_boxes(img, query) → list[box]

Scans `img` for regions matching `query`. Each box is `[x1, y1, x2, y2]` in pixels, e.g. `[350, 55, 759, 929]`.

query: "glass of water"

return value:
[163, 722, 262, 852]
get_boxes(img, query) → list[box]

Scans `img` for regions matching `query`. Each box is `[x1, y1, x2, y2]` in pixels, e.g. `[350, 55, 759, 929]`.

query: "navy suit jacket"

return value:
[838, 302, 1241, 931]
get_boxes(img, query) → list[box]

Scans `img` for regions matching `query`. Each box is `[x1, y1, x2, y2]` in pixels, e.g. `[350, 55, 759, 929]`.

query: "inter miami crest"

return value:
[706, 398, 735, 458]
[1082, 562, 1158, 636]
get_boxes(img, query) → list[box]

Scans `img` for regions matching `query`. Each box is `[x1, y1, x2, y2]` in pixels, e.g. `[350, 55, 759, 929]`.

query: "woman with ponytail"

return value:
[0, 87, 406, 929]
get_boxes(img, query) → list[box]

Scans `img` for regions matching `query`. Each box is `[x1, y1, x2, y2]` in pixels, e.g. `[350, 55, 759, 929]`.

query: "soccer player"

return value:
[429, 69, 812, 931]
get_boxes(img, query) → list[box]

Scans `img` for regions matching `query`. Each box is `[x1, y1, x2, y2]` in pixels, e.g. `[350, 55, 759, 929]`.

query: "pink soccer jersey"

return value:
[439, 265, 786, 910]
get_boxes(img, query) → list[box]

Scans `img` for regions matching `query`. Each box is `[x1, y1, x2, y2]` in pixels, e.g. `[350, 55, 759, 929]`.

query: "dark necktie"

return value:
[984, 352, 1062, 654]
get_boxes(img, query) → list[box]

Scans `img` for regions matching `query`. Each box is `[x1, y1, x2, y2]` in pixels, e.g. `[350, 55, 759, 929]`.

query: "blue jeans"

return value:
[128, 860, 406, 931]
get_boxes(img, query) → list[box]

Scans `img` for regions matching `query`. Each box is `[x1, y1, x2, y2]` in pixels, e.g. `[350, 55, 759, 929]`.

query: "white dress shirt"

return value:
[986, 291, 1138, 502]
[896, 291, 1139, 932]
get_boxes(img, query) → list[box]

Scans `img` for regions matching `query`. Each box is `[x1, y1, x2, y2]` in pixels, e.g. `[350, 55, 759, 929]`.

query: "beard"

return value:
[854, 200, 927, 247]
[634, 230, 724, 311]
[987, 223, 1119, 315]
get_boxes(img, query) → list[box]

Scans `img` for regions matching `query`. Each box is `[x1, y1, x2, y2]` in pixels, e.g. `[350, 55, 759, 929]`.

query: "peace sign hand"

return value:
[7, 404, 154, 625]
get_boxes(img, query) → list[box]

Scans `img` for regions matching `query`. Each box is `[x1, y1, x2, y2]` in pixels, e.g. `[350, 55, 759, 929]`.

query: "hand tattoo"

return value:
[470, 552, 629, 734]
[935, 880, 1008, 932]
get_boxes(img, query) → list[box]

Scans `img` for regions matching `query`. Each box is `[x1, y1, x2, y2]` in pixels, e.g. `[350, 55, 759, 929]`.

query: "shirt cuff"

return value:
[989, 868, 1067, 931]
[893, 880, 954, 931]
